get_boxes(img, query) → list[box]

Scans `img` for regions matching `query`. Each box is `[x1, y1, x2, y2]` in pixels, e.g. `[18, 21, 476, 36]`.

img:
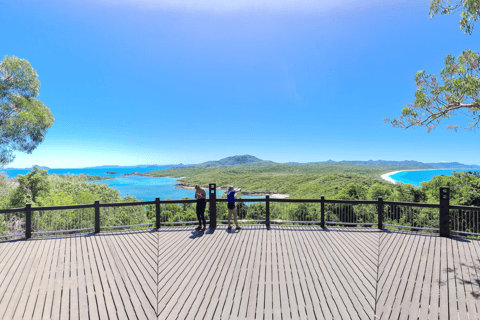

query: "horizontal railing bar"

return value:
[99, 201, 155, 208]
[325, 200, 378, 205]
[217, 199, 266, 203]
[449, 205, 480, 210]
[383, 201, 440, 208]
[325, 222, 376, 226]
[159, 199, 199, 204]
[100, 223, 155, 229]
[451, 230, 480, 236]
[269, 199, 320, 203]
[162, 221, 199, 225]
[0, 233, 23, 239]
[218, 220, 266, 223]
[384, 224, 439, 231]
[32, 204, 95, 211]
[32, 227, 95, 235]
[270, 220, 321, 224]
[0, 208, 25, 214]
[234, 199, 266, 203]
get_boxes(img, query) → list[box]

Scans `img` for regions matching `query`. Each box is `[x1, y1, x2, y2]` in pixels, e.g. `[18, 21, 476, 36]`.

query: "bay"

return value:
[389, 168, 480, 187]
[1, 167, 227, 201]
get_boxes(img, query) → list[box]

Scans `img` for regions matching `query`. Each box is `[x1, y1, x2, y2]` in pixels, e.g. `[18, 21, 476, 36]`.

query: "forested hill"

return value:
[190, 155, 480, 169]
[194, 155, 269, 168]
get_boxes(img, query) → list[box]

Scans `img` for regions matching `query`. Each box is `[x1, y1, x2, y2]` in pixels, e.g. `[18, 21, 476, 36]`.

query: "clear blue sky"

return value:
[2, 0, 479, 168]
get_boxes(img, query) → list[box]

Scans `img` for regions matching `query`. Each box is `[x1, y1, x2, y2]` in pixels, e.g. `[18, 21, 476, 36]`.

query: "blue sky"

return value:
[2, 0, 479, 168]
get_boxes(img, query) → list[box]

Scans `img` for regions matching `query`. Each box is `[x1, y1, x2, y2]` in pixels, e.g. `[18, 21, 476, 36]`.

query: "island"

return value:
[105, 171, 119, 175]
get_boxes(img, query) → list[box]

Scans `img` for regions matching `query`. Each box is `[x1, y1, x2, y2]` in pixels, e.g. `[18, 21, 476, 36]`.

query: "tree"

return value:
[15, 166, 51, 203]
[385, 1, 480, 132]
[0, 56, 54, 165]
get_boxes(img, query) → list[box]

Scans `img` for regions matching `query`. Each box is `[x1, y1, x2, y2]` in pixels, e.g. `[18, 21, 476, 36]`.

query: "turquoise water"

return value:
[389, 169, 480, 187]
[1, 167, 230, 201]
[2, 167, 168, 178]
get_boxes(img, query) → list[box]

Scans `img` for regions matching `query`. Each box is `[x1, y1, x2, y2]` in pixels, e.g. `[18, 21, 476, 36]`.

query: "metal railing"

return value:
[1, 185, 479, 241]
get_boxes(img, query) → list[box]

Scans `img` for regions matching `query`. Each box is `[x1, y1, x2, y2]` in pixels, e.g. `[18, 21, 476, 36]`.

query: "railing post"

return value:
[25, 203, 32, 239]
[209, 183, 217, 229]
[94, 200, 100, 234]
[265, 195, 270, 228]
[439, 187, 450, 237]
[378, 196, 383, 230]
[321, 196, 325, 228]
[155, 197, 161, 229]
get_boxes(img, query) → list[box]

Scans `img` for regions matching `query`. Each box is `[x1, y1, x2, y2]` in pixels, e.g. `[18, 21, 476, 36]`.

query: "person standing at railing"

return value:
[227, 186, 241, 230]
[195, 185, 207, 231]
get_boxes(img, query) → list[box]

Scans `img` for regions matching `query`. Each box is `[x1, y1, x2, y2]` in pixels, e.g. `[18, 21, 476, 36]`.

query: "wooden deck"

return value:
[0, 225, 480, 319]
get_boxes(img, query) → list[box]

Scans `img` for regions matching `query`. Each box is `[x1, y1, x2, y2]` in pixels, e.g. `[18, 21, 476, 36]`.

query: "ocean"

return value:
[389, 169, 480, 187]
[1, 167, 227, 201]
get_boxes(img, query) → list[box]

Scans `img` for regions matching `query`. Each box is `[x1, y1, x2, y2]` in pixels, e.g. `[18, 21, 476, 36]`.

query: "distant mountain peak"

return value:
[195, 155, 264, 168]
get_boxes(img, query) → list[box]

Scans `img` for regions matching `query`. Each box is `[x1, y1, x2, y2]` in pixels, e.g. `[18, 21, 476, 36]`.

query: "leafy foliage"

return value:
[430, 0, 480, 35]
[387, 1, 480, 132]
[0, 56, 54, 165]
[386, 49, 480, 132]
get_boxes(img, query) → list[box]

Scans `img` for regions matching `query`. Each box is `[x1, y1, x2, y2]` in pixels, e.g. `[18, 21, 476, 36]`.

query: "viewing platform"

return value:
[1, 225, 480, 319]
[2, 185, 480, 319]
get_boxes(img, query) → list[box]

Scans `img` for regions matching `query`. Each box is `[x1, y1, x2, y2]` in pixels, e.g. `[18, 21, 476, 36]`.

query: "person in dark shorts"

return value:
[227, 186, 241, 230]
[195, 185, 207, 230]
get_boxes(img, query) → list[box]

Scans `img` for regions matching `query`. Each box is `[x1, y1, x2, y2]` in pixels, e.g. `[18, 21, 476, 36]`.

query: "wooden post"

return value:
[439, 187, 450, 237]
[378, 196, 383, 230]
[25, 203, 32, 239]
[321, 196, 325, 229]
[155, 197, 161, 229]
[95, 200, 100, 234]
[209, 184, 216, 229]
[265, 195, 270, 228]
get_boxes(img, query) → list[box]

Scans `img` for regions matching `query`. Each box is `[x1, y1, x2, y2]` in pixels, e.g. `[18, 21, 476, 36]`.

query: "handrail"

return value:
[383, 201, 440, 208]
[2, 185, 480, 240]
[449, 204, 480, 210]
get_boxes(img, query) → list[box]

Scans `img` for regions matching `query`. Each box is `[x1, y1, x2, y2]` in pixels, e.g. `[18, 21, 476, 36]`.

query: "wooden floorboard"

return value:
[3, 226, 480, 319]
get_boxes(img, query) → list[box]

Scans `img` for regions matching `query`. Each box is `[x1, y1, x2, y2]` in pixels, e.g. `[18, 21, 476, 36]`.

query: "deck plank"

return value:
[236, 225, 261, 319]
[390, 233, 426, 319]
[464, 239, 480, 318]
[2, 238, 42, 320]
[31, 238, 59, 320]
[291, 226, 330, 319]
[86, 234, 118, 320]
[110, 231, 157, 317]
[1, 226, 480, 319]
[455, 237, 475, 320]
[208, 226, 250, 320]
[269, 227, 282, 320]
[193, 227, 242, 320]
[401, 234, 433, 320]
[219, 225, 255, 319]
[309, 228, 358, 319]
[79, 235, 100, 320]
[429, 235, 442, 320]
[0, 240, 29, 318]
[159, 226, 228, 319]
[175, 226, 233, 319]
[295, 226, 334, 319]
[439, 237, 449, 320]
[418, 235, 437, 320]
[21, 238, 55, 320]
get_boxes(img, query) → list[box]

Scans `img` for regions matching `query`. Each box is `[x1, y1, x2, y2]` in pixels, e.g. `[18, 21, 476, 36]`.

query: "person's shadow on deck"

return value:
[189, 229, 205, 239]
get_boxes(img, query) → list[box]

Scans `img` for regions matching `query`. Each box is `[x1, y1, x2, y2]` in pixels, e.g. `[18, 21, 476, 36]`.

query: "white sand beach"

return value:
[380, 168, 456, 184]
[380, 171, 402, 184]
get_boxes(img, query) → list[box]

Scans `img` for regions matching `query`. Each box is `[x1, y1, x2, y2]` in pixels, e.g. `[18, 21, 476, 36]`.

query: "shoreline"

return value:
[380, 171, 402, 184]
[380, 167, 479, 184]
[174, 183, 290, 199]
